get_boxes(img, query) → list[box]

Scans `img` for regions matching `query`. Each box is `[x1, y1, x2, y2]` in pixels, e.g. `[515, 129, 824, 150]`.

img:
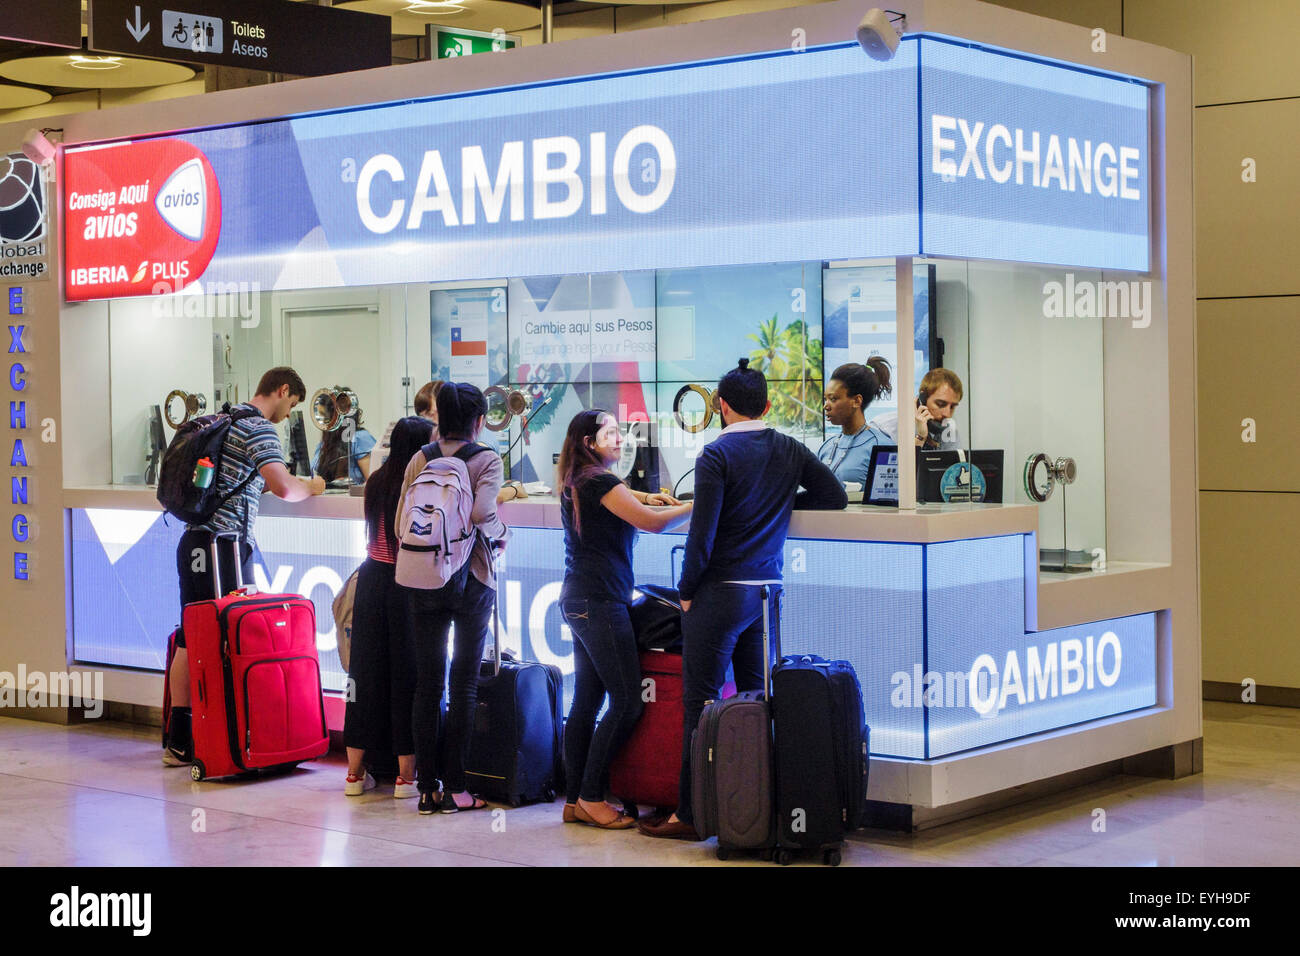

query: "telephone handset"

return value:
[917, 399, 945, 443]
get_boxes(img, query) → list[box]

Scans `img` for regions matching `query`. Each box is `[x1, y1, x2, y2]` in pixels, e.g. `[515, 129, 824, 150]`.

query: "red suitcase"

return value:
[182, 534, 329, 781]
[610, 650, 735, 812]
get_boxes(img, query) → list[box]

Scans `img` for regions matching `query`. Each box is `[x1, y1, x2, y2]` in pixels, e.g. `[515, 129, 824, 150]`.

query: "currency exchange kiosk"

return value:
[0, 0, 1198, 827]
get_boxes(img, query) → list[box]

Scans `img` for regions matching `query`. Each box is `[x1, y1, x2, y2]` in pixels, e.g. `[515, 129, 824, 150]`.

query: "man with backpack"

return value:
[162, 366, 326, 766]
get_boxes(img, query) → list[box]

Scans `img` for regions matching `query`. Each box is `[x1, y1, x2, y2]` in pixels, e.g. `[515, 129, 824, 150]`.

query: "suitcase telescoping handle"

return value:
[761, 584, 772, 700]
[491, 591, 502, 677]
[209, 531, 243, 595]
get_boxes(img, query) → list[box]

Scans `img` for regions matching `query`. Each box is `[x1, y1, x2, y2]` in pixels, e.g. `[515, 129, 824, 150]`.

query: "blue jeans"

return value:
[561, 598, 645, 804]
[676, 581, 781, 824]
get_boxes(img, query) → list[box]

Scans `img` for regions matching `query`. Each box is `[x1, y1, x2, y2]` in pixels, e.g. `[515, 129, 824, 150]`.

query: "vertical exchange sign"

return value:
[8, 284, 30, 580]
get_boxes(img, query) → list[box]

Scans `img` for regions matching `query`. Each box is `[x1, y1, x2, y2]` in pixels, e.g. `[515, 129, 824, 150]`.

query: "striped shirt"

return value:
[367, 515, 397, 564]
[190, 404, 285, 548]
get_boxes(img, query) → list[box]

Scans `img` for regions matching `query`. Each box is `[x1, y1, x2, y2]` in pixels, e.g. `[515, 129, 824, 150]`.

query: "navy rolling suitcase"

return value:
[463, 597, 564, 805]
[771, 654, 869, 866]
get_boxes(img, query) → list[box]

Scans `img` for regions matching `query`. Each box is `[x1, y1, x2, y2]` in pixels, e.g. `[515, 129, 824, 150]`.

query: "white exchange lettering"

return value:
[931, 113, 1141, 200]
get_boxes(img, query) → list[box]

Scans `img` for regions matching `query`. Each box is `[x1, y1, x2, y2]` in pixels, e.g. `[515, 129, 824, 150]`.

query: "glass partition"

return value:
[953, 259, 1109, 567]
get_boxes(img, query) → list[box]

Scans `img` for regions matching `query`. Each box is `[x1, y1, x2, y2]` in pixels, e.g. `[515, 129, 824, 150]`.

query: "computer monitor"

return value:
[864, 444, 900, 506]
[144, 405, 167, 486]
[287, 411, 312, 477]
[917, 449, 1004, 504]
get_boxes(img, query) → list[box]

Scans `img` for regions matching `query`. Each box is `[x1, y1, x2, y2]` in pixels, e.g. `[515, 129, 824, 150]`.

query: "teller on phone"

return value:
[871, 368, 964, 450]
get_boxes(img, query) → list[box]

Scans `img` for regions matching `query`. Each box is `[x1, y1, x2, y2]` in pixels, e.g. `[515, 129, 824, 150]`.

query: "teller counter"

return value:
[64, 485, 1173, 816]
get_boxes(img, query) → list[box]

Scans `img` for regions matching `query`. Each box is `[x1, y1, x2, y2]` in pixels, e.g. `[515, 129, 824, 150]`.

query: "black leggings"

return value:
[407, 575, 494, 794]
[344, 558, 415, 756]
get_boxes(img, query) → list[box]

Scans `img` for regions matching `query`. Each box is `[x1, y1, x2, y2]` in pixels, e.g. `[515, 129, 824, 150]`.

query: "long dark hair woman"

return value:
[556, 409, 692, 829]
[397, 382, 510, 815]
[344, 415, 434, 799]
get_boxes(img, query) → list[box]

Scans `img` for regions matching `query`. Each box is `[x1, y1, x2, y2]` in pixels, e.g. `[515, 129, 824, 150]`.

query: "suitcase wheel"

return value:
[190, 761, 205, 782]
[715, 847, 730, 862]
[773, 849, 793, 866]
[542, 787, 556, 803]
[823, 849, 842, 867]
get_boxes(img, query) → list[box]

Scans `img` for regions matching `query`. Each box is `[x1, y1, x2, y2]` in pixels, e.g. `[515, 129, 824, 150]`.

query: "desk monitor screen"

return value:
[917, 449, 1005, 504]
[864, 445, 900, 506]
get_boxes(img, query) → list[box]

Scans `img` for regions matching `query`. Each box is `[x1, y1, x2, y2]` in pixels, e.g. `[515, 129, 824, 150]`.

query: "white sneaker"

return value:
[345, 772, 376, 796]
[393, 776, 419, 799]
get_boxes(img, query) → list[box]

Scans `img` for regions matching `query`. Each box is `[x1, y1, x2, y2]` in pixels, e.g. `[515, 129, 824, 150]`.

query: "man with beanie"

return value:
[639, 359, 847, 840]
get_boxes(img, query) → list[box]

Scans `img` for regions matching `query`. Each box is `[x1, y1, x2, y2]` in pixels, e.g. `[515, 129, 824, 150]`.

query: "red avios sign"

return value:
[63, 138, 222, 301]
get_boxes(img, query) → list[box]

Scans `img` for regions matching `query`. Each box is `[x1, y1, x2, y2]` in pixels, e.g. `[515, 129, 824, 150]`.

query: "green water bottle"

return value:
[193, 456, 215, 489]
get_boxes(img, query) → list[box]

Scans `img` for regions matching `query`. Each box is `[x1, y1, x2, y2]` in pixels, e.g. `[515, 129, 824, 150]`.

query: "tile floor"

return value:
[1, 701, 1296, 866]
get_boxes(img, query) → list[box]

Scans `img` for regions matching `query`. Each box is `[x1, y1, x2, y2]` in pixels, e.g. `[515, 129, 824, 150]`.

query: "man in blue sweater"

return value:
[639, 359, 848, 840]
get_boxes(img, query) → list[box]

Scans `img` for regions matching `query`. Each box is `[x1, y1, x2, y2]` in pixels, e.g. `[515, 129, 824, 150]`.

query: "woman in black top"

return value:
[557, 409, 692, 829]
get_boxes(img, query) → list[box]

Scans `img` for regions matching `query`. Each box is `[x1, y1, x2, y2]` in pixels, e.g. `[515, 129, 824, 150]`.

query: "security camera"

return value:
[21, 129, 56, 167]
[857, 8, 903, 61]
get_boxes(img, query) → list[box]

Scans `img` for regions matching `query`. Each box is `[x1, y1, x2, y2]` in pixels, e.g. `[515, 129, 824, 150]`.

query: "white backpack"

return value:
[395, 443, 489, 590]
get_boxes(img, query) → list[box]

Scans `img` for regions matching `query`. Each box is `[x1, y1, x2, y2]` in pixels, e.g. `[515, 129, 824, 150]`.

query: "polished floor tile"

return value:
[0, 703, 1296, 866]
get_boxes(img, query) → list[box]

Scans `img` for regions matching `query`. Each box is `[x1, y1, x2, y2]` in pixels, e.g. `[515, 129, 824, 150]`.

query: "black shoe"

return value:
[162, 707, 193, 766]
[418, 792, 440, 815]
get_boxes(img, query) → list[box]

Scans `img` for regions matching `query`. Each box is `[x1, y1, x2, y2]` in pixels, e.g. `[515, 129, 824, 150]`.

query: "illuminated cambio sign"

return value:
[356, 126, 677, 234]
[967, 630, 1122, 716]
[60, 38, 1150, 300]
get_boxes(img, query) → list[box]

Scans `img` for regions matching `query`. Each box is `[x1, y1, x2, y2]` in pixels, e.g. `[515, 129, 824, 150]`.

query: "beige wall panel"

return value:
[1197, 297, 1300, 491]
[1200, 491, 1300, 687]
[1194, 99, 1300, 298]
[1126, 0, 1300, 105]
[987, 0, 1121, 34]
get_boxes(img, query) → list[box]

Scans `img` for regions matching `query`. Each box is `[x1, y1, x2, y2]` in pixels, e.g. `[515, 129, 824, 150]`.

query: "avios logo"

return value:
[63, 138, 223, 301]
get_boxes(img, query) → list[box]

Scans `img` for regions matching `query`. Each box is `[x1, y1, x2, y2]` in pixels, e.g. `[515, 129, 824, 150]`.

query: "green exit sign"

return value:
[428, 25, 521, 59]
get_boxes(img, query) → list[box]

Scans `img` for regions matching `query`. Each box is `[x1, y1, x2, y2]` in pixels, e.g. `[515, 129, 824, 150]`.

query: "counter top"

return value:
[63, 485, 1038, 544]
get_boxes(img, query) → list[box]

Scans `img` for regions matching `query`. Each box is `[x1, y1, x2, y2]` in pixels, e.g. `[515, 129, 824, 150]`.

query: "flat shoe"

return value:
[441, 794, 488, 814]
[562, 803, 579, 824]
[636, 818, 701, 841]
[574, 803, 636, 830]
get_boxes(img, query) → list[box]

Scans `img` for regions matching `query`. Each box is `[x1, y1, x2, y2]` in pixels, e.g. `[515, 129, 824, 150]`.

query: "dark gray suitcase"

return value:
[690, 585, 777, 860]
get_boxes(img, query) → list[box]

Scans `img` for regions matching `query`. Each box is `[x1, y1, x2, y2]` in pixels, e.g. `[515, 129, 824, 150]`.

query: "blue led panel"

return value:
[918, 37, 1151, 270]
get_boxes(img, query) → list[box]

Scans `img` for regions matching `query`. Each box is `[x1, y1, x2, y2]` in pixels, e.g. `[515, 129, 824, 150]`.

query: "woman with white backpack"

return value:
[395, 382, 509, 815]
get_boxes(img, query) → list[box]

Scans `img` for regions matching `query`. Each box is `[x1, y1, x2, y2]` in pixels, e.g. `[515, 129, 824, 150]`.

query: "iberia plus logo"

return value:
[63, 138, 222, 301]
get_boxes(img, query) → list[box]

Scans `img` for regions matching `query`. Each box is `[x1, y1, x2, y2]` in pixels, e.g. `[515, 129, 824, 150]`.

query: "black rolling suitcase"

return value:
[691, 584, 777, 860]
[463, 597, 564, 806]
[771, 655, 869, 866]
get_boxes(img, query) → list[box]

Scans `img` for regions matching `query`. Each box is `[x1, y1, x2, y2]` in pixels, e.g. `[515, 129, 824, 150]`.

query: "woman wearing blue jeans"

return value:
[557, 410, 692, 829]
